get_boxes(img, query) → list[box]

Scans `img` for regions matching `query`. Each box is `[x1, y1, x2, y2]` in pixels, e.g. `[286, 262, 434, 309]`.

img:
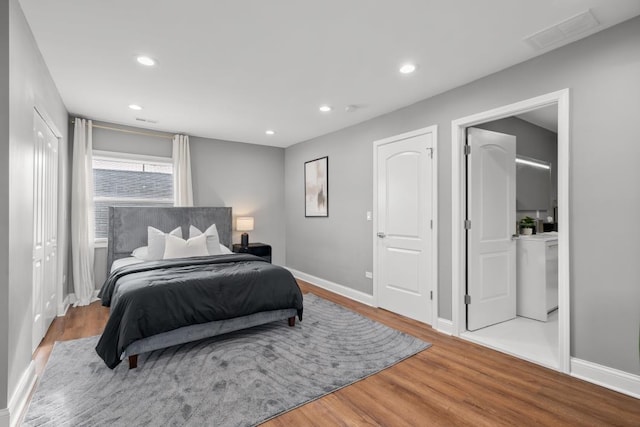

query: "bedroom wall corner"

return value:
[190, 137, 287, 265]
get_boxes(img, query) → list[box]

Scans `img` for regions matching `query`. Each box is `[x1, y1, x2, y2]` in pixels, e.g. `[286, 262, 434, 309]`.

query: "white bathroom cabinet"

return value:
[516, 233, 558, 321]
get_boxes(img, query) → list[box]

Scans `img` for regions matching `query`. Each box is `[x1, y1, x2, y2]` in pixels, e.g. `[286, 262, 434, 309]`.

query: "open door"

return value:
[466, 127, 516, 331]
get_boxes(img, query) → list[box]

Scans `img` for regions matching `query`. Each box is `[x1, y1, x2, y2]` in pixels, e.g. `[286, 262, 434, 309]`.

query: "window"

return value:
[93, 151, 173, 239]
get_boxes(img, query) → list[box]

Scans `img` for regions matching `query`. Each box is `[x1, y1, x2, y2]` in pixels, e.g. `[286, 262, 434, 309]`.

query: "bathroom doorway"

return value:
[450, 90, 570, 373]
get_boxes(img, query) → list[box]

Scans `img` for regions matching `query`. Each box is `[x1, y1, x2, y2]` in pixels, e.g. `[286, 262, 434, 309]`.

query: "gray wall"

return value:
[476, 116, 558, 217]
[285, 16, 640, 375]
[91, 124, 286, 287]
[92, 121, 172, 158]
[2, 0, 69, 417]
[190, 137, 286, 265]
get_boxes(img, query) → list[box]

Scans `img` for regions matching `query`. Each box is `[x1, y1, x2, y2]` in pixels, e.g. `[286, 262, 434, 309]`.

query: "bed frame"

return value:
[106, 206, 297, 369]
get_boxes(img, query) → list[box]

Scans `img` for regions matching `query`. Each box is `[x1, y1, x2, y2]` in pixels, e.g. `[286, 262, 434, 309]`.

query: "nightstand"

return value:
[232, 242, 272, 263]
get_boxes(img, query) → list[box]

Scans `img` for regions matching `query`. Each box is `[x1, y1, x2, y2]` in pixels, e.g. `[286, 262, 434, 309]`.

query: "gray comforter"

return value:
[96, 254, 303, 368]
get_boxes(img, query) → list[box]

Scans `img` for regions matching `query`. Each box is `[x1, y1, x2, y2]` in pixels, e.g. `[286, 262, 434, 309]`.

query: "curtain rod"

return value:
[71, 119, 174, 140]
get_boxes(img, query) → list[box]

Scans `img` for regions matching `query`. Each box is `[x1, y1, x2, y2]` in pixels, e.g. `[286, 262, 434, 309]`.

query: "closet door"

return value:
[32, 111, 59, 352]
[43, 133, 58, 329]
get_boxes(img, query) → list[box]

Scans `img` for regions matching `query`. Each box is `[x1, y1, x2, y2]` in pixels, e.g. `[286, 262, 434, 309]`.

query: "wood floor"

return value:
[31, 280, 639, 426]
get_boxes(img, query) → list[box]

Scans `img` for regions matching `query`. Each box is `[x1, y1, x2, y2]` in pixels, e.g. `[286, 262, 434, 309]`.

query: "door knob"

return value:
[377, 232, 386, 238]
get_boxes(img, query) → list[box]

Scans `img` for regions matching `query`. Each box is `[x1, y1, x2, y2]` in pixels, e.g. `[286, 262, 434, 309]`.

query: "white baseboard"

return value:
[436, 318, 453, 335]
[571, 358, 640, 399]
[285, 267, 374, 307]
[57, 293, 71, 317]
[7, 361, 36, 427]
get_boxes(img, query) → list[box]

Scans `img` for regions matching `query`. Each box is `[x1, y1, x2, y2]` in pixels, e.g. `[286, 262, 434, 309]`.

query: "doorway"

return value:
[373, 126, 438, 325]
[451, 90, 570, 373]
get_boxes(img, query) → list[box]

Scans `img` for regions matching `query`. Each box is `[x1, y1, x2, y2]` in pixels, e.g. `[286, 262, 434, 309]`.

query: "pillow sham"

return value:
[131, 246, 149, 260]
[147, 226, 182, 260]
[219, 244, 233, 254]
[163, 233, 208, 259]
[189, 224, 222, 255]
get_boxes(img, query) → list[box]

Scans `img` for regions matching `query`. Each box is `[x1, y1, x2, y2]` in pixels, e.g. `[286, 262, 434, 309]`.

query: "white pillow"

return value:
[147, 226, 182, 260]
[219, 244, 232, 254]
[189, 224, 222, 255]
[163, 233, 208, 259]
[131, 246, 149, 260]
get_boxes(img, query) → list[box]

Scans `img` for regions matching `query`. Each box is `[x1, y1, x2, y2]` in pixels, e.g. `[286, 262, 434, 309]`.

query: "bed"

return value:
[95, 206, 303, 369]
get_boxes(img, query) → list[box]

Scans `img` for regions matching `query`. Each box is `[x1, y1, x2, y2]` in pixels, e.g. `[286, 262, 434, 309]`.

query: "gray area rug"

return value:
[24, 294, 430, 426]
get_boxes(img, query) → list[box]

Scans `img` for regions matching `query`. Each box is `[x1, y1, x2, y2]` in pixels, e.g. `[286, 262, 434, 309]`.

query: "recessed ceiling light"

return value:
[129, 104, 143, 111]
[319, 105, 332, 113]
[265, 130, 276, 135]
[399, 63, 416, 74]
[136, 55, 156, 67]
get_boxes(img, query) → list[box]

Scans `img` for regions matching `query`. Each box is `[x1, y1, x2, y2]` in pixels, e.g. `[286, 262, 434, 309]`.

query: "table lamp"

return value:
[237, 217, 254, 248]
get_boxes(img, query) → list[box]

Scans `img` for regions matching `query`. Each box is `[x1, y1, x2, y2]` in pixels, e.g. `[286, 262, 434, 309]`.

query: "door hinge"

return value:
[430, 219, 433, 229]
[464, 219, 471, 230]
[464, 294, 471, 305]
[464, 145, 471, 155]
[427, 147, 433, 158]
[430, 290, 433, 300]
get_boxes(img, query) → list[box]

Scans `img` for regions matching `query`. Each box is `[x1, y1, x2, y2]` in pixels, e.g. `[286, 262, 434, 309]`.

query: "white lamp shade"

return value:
[236, 217, 254, 231]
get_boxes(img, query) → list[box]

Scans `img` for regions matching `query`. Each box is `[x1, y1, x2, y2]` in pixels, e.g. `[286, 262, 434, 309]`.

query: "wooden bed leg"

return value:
[288, 316, 296, 327]
[128, 355, 138, 369]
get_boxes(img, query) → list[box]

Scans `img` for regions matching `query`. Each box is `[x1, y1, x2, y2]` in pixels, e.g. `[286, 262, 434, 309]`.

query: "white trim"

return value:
[7, 362, 36, 427]
[34, 105, 62, 138]
[451, 89, 571, 373]
[285, 267, 374, 306]
[372, 125, 438, 326]
[436, 318, 453, 335]
[571, 358, 640, 399]
[57, 293, 71, 317]
[92, 149, 171, 164]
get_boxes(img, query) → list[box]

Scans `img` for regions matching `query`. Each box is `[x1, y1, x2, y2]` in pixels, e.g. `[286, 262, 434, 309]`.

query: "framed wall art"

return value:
[304, 156, 328, 217]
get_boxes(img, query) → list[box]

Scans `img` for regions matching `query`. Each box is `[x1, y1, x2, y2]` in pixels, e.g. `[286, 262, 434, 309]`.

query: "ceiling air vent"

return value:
[524, 9, 599, 50]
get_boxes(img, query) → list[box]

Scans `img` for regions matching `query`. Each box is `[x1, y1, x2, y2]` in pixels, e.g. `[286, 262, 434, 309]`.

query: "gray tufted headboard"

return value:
[107, 206, 233, 270]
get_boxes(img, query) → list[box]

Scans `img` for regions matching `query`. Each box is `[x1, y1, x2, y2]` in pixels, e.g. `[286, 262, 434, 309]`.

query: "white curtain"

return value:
[172, 134, 194, 206]
[71, 118, 96, 306]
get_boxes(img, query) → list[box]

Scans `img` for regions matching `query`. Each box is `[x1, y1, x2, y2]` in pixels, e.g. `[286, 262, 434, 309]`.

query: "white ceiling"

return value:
[19, 0, 640, 148]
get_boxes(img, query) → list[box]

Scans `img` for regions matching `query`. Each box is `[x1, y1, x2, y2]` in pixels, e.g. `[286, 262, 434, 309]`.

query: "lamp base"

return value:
[241, 233, 249, 248]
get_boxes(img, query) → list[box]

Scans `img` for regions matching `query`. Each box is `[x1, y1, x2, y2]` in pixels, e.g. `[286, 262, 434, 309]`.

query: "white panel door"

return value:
[467, 127, 516, 331]
[43, 131, 59, 329]
[32, 111, 59, 352]
[376, 131, 433, 324]
[32, 118, 46, 352]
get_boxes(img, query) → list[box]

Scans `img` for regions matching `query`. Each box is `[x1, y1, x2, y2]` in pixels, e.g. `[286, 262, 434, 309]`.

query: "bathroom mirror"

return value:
[516, 155, 552, 211]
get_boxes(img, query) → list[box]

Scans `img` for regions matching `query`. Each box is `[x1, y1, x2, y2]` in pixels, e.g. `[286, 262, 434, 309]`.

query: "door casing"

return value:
[451, 89, 571, 373]
[373, 125, 438, 325]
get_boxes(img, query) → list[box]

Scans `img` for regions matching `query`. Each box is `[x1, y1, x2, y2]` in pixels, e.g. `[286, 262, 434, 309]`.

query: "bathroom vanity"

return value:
[516, 233, 558, 321]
